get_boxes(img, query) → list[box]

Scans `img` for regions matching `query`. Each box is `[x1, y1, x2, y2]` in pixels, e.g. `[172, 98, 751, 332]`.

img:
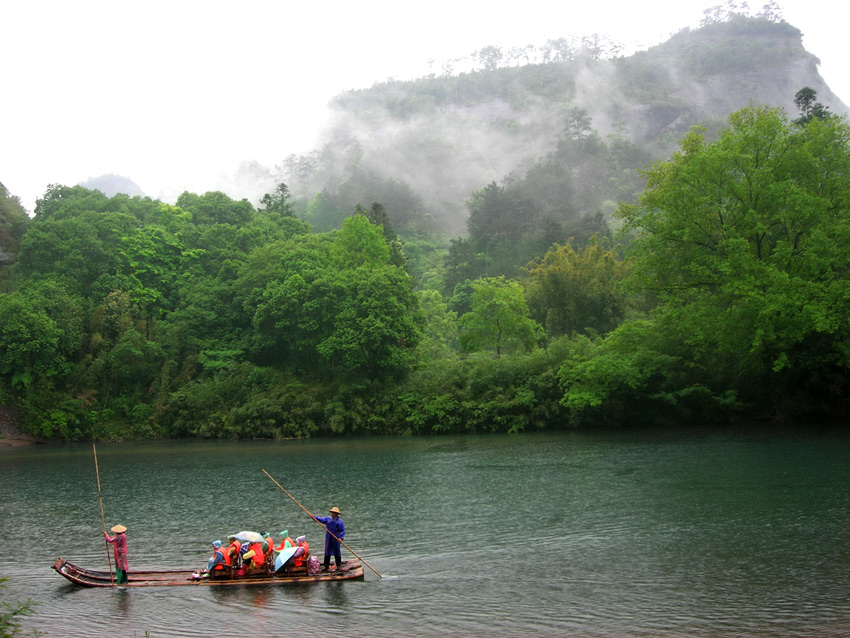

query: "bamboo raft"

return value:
[52, 557, 364, 588]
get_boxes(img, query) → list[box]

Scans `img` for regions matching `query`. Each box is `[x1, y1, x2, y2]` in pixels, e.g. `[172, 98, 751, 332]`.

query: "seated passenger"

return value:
[226, 536, 242, 567]
[242, 541, 267, 574]
[239, 542, 252, 565]
[278, 535, 309, 574]
[206, 540, 231, 578]
[261, 532, 272, 555]
[276, 530, 295, 551]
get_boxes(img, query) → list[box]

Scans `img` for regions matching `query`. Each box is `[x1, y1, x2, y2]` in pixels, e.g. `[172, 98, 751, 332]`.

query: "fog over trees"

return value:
[266, 5, 844, 239]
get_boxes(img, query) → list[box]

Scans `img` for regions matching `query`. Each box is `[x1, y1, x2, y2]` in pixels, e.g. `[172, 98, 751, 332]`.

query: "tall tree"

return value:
[524, 235, 627, 338]
[476, 45, 504, 71]
[258, 182, 296, 217]
[175, 191, 254, 226]
[793, 87, 832, 125]
[0, 292, 64, 389]
[33, 184, 110, 221]
[17, 211, 137, 297]
[0, 182, 30, 267]
[415, 289, 459, 359]
[246, 215, 421, 378]
[617, 104, 850, 408]
[459, 276, 543, 357]
[466, 182, 536, 246]
[354, 203, 407, 268]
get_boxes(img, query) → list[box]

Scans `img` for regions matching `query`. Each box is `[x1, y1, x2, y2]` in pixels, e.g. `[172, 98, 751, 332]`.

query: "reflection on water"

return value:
[1, 428, 849, 637]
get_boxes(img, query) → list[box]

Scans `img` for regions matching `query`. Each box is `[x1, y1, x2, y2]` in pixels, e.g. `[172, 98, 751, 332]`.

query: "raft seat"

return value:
[209, 565, 235, 580]
[283, 552, 310, 576]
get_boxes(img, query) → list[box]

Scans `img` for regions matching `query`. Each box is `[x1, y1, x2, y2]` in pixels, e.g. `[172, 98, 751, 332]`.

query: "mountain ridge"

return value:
[277, 15, 846, 236]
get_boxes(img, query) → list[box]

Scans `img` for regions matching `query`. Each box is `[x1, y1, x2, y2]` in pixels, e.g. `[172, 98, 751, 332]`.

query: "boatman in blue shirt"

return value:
[313, 506, 345, 571]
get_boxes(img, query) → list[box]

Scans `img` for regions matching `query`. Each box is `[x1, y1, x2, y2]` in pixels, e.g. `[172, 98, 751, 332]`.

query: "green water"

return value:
[1, 427, 848, 637]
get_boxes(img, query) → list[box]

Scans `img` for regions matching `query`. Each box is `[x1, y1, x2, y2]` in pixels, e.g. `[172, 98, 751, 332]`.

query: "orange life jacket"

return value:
[276, 537, 295, 551]
[250, 542, 266, 565]
[228, 540, 241, 561]
[294, 542, 309, 568]
[212, 547, 227, 570]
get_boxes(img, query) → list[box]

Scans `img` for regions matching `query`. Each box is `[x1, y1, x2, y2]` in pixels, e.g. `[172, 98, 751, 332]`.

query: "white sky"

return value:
[3, 0, 847, 213]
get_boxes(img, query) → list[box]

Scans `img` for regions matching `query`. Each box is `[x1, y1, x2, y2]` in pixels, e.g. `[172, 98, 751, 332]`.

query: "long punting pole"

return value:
[262, 469, 383, 578]
[93, 443, 115, 588]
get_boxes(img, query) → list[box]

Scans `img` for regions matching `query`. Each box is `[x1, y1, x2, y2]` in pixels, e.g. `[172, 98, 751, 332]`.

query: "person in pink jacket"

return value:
[104, 524, 129, 584]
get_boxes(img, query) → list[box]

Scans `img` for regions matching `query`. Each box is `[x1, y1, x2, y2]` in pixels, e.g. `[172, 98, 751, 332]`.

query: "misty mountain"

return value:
[273, 14, 846, 238]
[79, 173, 145, 198]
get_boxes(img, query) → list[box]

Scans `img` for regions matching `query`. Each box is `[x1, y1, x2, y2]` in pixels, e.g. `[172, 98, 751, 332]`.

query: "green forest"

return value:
[1, 88, 848, 440]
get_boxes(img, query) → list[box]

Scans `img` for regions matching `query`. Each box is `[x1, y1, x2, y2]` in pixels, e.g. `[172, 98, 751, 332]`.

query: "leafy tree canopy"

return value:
[259, 182, 296, 217]
[524, 234, 627, 338]
[0, 182, 29, 268]
[175, 190, 255, 226]
[617, 103, 850, 402]
[793, 86, 833, 125]
[459, 276, 543, 357]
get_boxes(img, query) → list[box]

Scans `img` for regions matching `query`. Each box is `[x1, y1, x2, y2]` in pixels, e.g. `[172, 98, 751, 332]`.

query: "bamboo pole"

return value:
[262, 469, 383, 578]
[93, 443, 115, 588]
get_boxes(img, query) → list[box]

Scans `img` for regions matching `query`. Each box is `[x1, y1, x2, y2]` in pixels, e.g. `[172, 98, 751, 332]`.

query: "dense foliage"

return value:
[0, 183, 29, 274]
[3, 99, 848, 439]
[0, 185, 437, 439]
[0, 175, 589, 438]
[563, 103, 850, 425]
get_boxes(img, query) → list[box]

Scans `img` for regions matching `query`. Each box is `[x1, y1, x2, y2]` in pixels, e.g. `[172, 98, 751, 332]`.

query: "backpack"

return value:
[307, 556, 320, 574]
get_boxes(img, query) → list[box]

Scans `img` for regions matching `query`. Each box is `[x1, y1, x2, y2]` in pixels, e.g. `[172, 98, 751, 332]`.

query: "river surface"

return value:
[1, 427, 849, 637]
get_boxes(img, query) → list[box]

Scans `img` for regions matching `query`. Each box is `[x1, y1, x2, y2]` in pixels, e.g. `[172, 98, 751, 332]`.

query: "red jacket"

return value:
[105, 532, 128, 571]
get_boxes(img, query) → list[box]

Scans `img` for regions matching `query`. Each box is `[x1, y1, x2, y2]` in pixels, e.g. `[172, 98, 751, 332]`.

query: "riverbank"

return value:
[0, 406, 38, 446]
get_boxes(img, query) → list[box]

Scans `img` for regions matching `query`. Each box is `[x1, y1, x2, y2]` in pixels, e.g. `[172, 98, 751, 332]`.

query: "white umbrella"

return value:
[233, 531, 264, 544]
